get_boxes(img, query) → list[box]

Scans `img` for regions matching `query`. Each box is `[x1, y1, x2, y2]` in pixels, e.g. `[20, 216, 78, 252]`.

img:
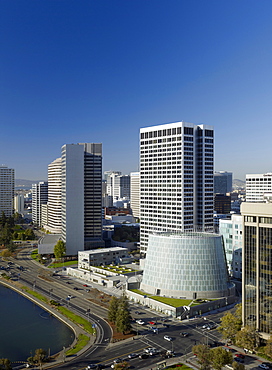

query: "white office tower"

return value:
[105, 171, 130, 200]
[0, 166, 14, 217]
[140, 121, 214, 254]
[214, 171, 233, 194]
[61, 143, 104, 255]
[32, 182, 48, 226]
[14, 194, 24, 214]
[47, 158, 62, 233]
[246, 173, 272, 202]
[105, 171, 121, 197]
[130, 172, 140, 219]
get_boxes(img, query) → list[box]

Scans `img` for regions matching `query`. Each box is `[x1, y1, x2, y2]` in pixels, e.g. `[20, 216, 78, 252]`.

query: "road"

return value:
[1, 249, 266, 370]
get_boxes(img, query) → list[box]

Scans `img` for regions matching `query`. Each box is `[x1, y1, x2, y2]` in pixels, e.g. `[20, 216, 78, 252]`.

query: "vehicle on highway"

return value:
[144, 347, 157, 355]
[180, 332, 189, 337]
[110, 358, 122, 368]
[235, 354, 245, 359]
[73, 287, 79, 290]
[127, 353, 138, 359]
[164, 335, 173, 341]
[234, 357, 244, 363]
[136, 319, 145, 325]
[139, 353, 149, 359]
[67, 295, 72, 299]
[259, 364, 270, 370]
[86, 364, 96, 369]
[83, 284, 89, 287]
[207, 323, 217, 330]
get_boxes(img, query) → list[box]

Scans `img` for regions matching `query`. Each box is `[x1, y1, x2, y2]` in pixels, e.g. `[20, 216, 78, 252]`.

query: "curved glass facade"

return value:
[141, 232, 230, 299]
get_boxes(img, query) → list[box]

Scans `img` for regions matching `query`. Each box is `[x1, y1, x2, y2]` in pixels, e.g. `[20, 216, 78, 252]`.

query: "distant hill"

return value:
[233, 179, 245, 188]
[15, 179, 46, 189]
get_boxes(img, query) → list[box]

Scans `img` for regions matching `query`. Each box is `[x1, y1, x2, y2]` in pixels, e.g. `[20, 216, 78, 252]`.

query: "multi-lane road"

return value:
[0, 248, 232, 369]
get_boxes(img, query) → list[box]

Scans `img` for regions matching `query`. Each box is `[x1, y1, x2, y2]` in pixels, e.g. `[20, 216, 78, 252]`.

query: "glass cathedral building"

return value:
[141, 231, 233, 299]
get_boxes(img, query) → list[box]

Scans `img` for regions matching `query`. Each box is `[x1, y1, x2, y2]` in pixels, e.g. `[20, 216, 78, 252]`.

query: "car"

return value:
[180, 332, 189, 337]
[127, 353, 138, 359]
[235, 354, 245, 359]
[67, 295, 72, 299]
[66, 281, 71, 284]
[135, 310, 141, 314]
[144, 347, 157, 354]
[234, 357, 244, 363]
[164, 335, 173, 341]
[136, 319, 145, 325]
[202, 323, 209, 329]
[139, 353, 149, 359]
[73, 287, 79, 290]
[86, 365, 96, 369]
[148, 321, 156, 325]
[259, 364, 270, 370]
[111, 358, 122, 368]
[83, 284, 88, 287]
[207, 323, 217, 330]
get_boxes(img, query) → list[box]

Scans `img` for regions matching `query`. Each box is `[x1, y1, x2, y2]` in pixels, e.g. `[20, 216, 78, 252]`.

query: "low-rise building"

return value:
[78, 247, 132, 270]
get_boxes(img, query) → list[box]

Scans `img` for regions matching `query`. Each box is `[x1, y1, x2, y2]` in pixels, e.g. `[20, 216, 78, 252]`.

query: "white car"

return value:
[136, 319, 145, 325]
[164, 335, 173, 341]
[67, 295, 72, 299]
[259, 364, 270, 370]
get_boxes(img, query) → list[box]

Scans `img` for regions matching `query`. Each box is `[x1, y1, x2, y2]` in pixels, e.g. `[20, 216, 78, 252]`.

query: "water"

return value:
[0, 284, 75, 361]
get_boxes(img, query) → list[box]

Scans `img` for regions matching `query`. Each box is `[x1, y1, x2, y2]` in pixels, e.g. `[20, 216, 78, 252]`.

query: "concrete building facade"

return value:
[139, 121, 214, 254]
[214, 171, 233, 194]
[246, 173, 272, 203]
[130, 172, 140, 219]
[61, 143, 104, 255]
[47, 157, 62, 233]
[32, 181, 48, 226]
[0, 166, 14, 217]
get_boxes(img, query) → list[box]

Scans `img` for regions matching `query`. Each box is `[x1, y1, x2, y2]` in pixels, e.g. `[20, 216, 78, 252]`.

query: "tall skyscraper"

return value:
[139, 121, 214, 254]
[61, 143, 104, 255]
[246, 173, 272, 202]
[105, 171, 130, 200]
[241, 201, 272, 336]
[0, 165, 14, 217]
[130, 172, 140, 219]
[32, 181, 48, 226]
[47, 157, 62, 233]
[214, 171, 233, 194]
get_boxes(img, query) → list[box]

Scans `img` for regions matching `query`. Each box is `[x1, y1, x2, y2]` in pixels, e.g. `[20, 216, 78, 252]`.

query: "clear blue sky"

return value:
[1, 0, 272, 181]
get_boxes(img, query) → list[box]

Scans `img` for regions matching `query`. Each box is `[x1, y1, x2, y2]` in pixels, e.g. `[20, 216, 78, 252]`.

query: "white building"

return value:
[219, 214, 243, 279]
[14, 194, 24, 214]
[139, 121, 214, 254]
[246, 173, 272, 202]
[105, 171, 130, 200]
[61, 143, 104, 255]
[130, 172, 140, 219]
[47, 157, 62, 233]
[0, 166, 14, 217]
[32, 181, 48, 226]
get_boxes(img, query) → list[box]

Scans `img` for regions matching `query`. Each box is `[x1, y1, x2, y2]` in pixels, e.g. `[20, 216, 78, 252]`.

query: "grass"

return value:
[48, 261, 78, 268]
[130, 289, 192, 307]
[65, 334, 90, 356]
[22, 286, 48, 303]
[56, 306, 94, 335]
[31, 249, 39, 261]
[99, 265, 135, 274]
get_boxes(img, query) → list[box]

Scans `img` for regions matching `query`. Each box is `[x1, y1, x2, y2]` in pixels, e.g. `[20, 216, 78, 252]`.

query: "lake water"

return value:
[0, 284, 75, 362]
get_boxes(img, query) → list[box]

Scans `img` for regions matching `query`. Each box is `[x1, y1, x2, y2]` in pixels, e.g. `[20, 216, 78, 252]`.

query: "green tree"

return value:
[0, 358, 12, 370]
[235, 326, 259, 351]
[33, 348, 47, 368]
[0, 212, 7, 227]
[25, 228, 35, 240]
[54, 240, 66, 259]
[264, 335, 272, 358]
[210, 347, 233, 370]
[114, 361, 130, 369]
[217, 305, 242, 342]
[0, 223, 12, 246]
[108, 296, 119, 323]
[192, 344, 212, 370]
[115, 294, 132, 334]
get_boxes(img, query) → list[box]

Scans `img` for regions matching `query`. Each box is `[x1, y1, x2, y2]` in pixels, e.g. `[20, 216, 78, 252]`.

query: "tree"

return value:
[25, 228, 35, 240]
[54, 240, 66, 259]
[1, 249, 12, 258]
[114, 361, 130, 369]
[115, 295, 132, 334]
[264, 335, 272, 358]
[217, 304, 242, 342]
[192, 344, 212, 370]
[232, 361, 245, 370]
[235, 326, 260, 352]
[0, 358, 12, 370]
[0, 224, 12, 246]
[108, 296, 119, 323]
[33, 348, 47, 368]
[210, 347, 233, 370]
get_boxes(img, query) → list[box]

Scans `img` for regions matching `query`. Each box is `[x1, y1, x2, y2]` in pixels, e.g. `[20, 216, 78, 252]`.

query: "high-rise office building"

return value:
[139, 121, 214, 254]
[130, 172, 140, 219]
[246, 173, 272, 202]
[32, 182, 48, 226]
[47, 158, 62, 233]
[14, 194, 24, 214]
[61, 143, 104, 255]
[214, 171, 232, 194]
[241, 201, 272, 337]
[0, 166, 14, 217]
[105, 171, 130, 200]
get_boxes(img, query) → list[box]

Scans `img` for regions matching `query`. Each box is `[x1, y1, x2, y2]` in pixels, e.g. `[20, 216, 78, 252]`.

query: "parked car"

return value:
[136, 319, 145, 325]
[235, 354, 245, 359]
[234, 357, 244, 363]
[164, 335, 173, 341]
[180, 332, 189, 337]
[259, 364, 270, 370]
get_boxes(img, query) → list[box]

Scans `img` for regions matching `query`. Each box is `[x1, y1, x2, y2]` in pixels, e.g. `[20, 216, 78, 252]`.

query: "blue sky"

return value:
[1, 0, 272, 180]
